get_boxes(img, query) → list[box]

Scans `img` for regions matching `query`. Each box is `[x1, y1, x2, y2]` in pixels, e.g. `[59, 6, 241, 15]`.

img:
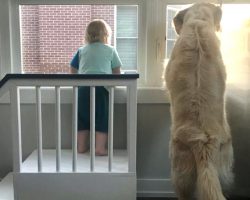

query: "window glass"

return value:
[165, 4, 250, 86]
[116, 38, 137, 70]
[116, 6, 138, 70]
[166, 5, 187, 58]
[117, 6, 137, 37]
[220, 4, 250, 87]
[20, 5, 138, 73]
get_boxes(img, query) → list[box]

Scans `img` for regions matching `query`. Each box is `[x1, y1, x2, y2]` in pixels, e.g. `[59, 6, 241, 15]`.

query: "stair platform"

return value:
[0, 149, 134, 200]
[22, 149, 128, 172]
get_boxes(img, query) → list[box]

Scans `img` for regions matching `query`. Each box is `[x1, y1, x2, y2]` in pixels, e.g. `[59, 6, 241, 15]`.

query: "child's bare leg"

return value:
[77, 130, 89, 153]
[95, 131, 108, 156]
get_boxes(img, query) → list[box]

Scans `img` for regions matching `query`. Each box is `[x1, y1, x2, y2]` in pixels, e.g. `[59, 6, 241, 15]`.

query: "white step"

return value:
[0, 173, 14, 200]
[22, 149, 128, 172]
[0, 149, 130, 200]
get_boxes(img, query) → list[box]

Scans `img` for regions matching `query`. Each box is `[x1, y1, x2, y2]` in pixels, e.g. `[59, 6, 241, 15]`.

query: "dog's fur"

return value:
[165, 3, 234, 200]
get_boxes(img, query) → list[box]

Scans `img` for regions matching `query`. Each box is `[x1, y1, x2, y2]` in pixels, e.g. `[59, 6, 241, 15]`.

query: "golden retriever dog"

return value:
[165, 3, 234, 200]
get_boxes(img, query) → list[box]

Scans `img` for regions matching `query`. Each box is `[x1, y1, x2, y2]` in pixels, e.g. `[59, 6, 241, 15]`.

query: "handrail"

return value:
[1, 73, 139, 174]
[0, 73, 139, 100]
[0, 73, 139, 88]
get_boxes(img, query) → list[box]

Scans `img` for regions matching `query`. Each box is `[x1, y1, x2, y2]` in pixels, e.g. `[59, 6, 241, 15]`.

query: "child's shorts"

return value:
[77, 86, 109, 133]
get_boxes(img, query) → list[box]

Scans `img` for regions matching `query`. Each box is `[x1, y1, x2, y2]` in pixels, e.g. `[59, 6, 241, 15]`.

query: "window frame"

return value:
[2, 0, 249, 103]
[2, 0, 203, 89]
[116, 5, 138, 71]
[7, 0, 147, 86]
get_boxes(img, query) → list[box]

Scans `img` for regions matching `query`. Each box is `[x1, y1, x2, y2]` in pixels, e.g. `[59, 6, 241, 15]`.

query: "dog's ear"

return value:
[173, 8, 188, 35]
[214, 6, 222, 31]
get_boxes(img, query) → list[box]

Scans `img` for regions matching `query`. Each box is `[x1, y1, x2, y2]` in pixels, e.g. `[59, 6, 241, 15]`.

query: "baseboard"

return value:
[136, 178, 250, 198]
[137, 178, 176, 198]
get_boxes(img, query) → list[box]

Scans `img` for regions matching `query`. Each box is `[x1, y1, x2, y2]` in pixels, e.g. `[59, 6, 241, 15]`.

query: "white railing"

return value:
[0, 74, 138, 174]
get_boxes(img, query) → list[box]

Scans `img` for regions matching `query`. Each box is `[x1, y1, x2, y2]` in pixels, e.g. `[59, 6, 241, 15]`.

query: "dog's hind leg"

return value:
[171, 141, 196, 200]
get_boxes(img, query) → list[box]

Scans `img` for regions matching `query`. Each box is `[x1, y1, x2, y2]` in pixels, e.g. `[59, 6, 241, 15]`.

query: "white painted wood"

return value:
[90, 86, 95, 172]
[9, 0, 22, 74]
[55, 86, 61, 172]
[0, 173, 14, 200]
[36, 86, 43, 172]
[22, 150, 128, 173]
[72, 86, 78, 172]
[0, 82, 11, 100]
[10, 86, 22, 172]
[0, 1, 12, 77]
[4, 76, 138, 200]
[137, 178, 175, 198]
[19, 0, 142, 5]
[1, 86, 170, 105]
[14, 172, 136, 200]
[127, 81, 137, 173]
[108, 87, 114, 172]
[0, 174, 179, 199]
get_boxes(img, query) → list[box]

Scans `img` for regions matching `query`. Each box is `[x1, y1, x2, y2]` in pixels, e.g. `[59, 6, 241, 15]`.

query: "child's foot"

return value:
[78, 147, 89, 154]
[95, 149, 108, 156]
[95, 132, 108, 156]
[77, 131, 89, 153]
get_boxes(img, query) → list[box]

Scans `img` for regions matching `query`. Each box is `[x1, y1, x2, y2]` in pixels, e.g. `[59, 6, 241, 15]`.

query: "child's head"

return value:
[85, 19, 112, 44]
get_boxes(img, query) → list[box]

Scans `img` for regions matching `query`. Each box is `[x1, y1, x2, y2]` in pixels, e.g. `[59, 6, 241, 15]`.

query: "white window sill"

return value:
[0, 87, 170, 104]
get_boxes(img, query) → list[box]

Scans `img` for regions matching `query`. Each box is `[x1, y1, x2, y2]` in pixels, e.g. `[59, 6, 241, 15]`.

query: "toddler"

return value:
[70, 19, 122, 156]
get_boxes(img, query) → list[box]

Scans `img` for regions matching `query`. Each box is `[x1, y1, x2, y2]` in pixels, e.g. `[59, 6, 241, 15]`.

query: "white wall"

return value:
[0, 0, 11, 78]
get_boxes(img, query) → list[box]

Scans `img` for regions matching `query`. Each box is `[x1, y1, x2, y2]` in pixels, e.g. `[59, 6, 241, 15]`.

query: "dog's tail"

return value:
[192, 139, 226, 200]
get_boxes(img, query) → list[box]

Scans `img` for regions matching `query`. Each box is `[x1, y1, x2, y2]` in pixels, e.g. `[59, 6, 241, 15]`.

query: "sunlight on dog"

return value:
[165, 3, 234, 200]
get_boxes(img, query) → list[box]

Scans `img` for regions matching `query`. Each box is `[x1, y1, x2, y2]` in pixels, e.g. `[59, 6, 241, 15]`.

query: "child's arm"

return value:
[111, 48, 122, 74]
[112, 67, 121, 74]
[70, 50, 79, 74]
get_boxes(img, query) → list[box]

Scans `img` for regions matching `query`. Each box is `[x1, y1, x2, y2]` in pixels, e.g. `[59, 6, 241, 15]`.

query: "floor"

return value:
[137, 197, 250, 200]
[22, 149, 128, 172]
[0, 150, 129, 200]
[137, 198, 176, 200]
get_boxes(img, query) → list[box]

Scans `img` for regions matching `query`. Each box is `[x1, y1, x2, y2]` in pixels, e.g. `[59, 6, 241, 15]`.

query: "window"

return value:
[0, 0, 164, 89]
[220, 4, 250, 87]
[2, 0, 250, 93]
[20, 5, 138, 74]
[165, 4, 250, 87]
[116, 6, 138, 70]
[166, 7, 177, 58]
[165, 5, 190, 59]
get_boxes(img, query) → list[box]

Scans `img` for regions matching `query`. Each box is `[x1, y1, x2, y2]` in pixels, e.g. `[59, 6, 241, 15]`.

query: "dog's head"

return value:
[173, 3, 222, 34]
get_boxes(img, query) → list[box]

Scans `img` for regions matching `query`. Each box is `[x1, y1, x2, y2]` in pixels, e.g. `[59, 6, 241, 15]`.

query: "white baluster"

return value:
[36, 86, 43, 172]
[108, 87, 114, 172]
[72, 86, 78, 172]
[55, 86, 61, 172]
[10, 86, 22, 172]
[90, 86, 95, 172]
[127, 82, 137, 173]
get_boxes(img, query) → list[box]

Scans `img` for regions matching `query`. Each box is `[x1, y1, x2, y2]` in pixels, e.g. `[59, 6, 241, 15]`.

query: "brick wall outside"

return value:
[21, 6, 40, 72]
[21, 5, 115, 73]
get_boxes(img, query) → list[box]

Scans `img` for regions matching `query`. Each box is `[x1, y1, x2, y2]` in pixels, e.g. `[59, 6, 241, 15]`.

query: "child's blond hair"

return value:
[85, 19, 112, 44]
